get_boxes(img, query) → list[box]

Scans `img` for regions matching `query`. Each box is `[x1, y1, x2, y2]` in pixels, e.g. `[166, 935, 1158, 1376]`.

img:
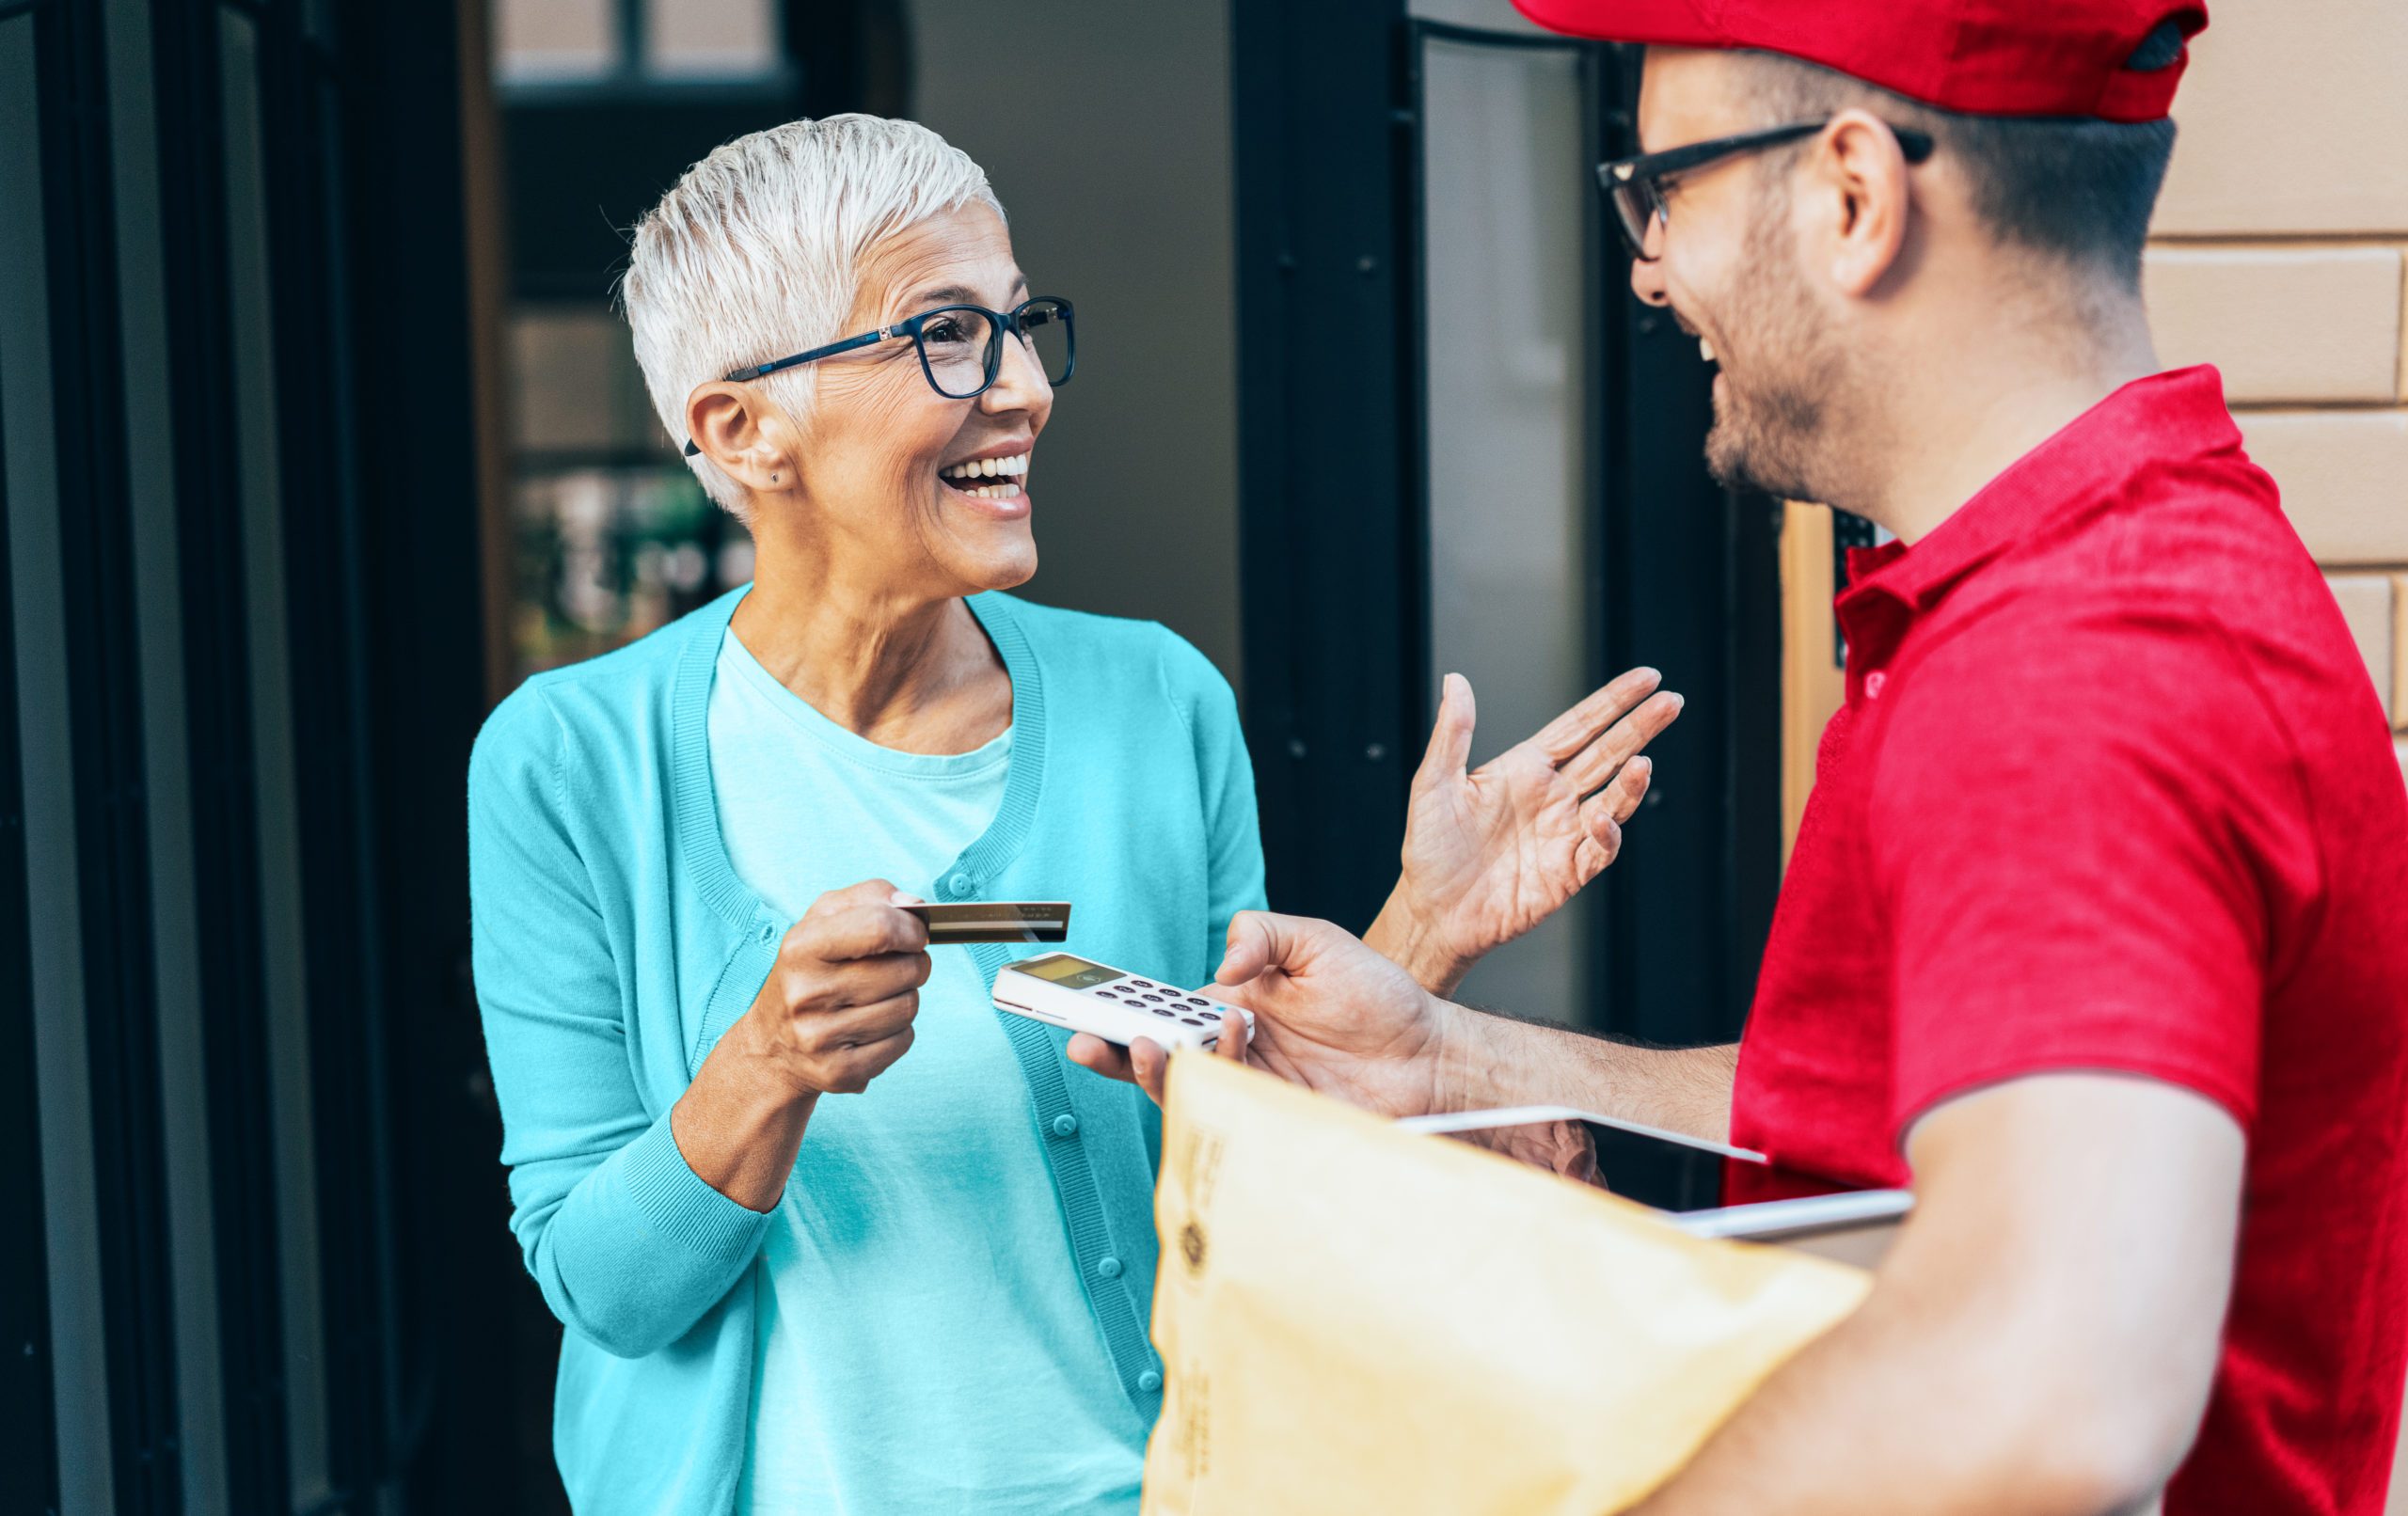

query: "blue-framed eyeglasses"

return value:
[682, 295, 1075, 456]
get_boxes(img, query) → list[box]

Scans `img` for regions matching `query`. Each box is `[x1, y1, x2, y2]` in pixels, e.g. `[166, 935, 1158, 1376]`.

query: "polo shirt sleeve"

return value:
[1866, 600, 2301, 1142]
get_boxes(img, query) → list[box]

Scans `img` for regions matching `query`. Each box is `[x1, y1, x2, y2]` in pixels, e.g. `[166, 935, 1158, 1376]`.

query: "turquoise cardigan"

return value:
[467, 588, 1266, 1513]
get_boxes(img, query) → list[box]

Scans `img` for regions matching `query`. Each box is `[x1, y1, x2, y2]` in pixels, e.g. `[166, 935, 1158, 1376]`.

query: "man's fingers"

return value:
[1410, 673, 1478, 796]
[1589, 754, 1653, 826]
[1528, 667, 1661, 766]
[1215, 1007, 1252, 1064]
[1216, 910, 1319, 987]
[1572, 825, 1619, 883]
[1559, 690, 1682, 797]
[1066, 1033, 1196, 1107]
[1126, 1037, 1171, 1103]
[1577, 778, 1639, 846]
[1069, 1033, 1137, 1084]
[1563, 754, 1648, 883]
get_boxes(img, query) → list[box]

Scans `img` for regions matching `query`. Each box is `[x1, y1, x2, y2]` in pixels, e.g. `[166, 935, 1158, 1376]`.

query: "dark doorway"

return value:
[1, 0, 544, 1509]
[1231, 5, 1782, 1070]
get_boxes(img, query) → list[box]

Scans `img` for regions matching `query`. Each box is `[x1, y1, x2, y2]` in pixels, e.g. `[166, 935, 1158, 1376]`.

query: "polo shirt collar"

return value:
[1835, 364, 2238, 640]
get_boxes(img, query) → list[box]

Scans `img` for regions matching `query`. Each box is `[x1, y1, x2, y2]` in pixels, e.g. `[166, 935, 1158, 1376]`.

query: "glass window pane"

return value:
[508, 307, 661, 454]
[221, 3, 343, 1495]
[508, 465, 747, 676]
[643, 0, 777, 79]
[495, 0, 619, 85]
[505, 307, 745, 679]
[1420, 39, 1594, 1026]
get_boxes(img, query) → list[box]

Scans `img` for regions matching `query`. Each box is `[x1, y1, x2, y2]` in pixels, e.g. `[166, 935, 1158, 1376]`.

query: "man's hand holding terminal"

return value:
[1068, 911, 1450, 1112]
[1069, 912, 1737, 1149]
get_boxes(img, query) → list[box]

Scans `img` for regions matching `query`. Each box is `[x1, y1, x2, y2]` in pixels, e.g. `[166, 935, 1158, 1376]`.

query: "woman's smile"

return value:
[938, 447, 1034, 519]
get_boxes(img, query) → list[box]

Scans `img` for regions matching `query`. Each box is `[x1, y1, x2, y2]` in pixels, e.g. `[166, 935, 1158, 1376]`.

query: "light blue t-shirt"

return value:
[707, 630, 1148, 1515]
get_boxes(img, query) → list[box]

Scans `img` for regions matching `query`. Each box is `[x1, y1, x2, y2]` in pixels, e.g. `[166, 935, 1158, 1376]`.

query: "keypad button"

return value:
[1180, 1017, 1206, 1026]
[1142, 993, 1164, 1002]
[1152, 1006, 1176, 1018]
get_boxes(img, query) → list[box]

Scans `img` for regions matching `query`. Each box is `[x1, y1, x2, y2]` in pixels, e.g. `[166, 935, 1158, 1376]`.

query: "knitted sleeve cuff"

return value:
[616, 1113, 775, 1267]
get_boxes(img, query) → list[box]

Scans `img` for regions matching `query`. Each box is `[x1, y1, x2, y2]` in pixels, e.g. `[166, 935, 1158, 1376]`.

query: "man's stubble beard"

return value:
[1700, 209, 1860, 507]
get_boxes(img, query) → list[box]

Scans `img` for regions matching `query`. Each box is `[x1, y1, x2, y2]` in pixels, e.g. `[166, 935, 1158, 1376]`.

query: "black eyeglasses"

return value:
[1596, 119, 1935, 261]
[682, 295, 1074, 457]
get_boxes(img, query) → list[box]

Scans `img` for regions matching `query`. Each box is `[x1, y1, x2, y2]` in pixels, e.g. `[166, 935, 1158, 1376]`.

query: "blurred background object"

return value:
[490, 0, 798, 680]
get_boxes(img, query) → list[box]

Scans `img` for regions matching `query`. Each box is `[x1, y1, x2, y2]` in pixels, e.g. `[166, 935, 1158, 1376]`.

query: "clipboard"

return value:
[1397, 1104, 1912, 1269]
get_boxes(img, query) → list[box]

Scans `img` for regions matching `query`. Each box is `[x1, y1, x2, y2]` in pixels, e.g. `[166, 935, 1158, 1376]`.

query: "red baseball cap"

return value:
[1510, 0, 2208, 122]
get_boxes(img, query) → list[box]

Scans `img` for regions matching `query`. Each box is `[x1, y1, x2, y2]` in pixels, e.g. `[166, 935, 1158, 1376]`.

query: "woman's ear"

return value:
[1813, 107, 1914, 298]
[686, 382, 797, 495]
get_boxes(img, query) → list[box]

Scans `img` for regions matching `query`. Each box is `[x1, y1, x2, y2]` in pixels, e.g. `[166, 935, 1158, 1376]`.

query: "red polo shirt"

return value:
[1729, 367, 2408, 1513]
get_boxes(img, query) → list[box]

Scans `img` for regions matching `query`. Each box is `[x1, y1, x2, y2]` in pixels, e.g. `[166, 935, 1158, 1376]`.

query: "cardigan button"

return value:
[1096, 1255, 1123, 1279]
[1051, 1113, 1079, 1138]
[946, 871, 973, 894]
[1138, 1370, 1163, 1393]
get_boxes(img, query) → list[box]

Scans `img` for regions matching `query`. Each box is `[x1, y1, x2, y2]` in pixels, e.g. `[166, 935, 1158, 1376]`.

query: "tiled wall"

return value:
[2146, 1, 2408, 784]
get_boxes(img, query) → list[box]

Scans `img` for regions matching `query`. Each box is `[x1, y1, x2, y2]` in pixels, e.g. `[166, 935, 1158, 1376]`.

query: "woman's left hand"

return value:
[1366, 669, 1682, 997]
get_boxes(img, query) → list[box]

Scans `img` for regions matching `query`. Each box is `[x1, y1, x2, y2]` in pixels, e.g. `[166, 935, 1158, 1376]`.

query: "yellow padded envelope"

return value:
[1141, 1052, 1873, 1516]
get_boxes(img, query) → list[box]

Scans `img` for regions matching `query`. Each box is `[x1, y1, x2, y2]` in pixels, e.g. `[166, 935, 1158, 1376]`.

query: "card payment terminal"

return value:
[992, 952, 1233, 1053]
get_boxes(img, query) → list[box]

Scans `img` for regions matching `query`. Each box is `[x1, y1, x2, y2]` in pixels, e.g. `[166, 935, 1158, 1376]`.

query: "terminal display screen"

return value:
[1018, 954, 1127, 990]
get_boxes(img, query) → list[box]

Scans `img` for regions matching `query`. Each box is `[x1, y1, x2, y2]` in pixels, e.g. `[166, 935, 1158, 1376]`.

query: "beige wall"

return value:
[903, 0, 1243, 687]
[2145, 1, 2408, 787]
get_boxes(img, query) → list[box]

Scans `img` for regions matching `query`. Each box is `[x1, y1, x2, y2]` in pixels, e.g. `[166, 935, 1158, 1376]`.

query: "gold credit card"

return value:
[901, 901, 1072, 945]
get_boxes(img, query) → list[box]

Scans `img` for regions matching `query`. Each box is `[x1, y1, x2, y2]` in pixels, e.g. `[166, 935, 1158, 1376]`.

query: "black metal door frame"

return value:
[11, 1, 184, 1510]
[0, 10, 62, 1505]
[1231, 0, 1425, 939]
[4, 0, 528, 1509]
[1233, 8, 1782, 1056]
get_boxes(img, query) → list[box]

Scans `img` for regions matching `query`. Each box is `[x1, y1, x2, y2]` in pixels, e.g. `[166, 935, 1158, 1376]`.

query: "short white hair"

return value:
[619, 115, 1005, 518]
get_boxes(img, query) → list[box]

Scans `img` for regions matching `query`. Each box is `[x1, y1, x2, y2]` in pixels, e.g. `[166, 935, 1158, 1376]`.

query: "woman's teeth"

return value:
[941, 453, 1028, 497]
[1699, 337, 1716, 364]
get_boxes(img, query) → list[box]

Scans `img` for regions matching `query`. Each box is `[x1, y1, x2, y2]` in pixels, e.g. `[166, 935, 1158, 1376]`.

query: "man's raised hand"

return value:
[1369, 670, 1680, 995]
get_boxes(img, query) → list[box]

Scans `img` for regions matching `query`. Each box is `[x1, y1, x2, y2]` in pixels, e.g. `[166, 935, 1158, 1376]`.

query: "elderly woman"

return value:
[468, 115, 1676, 1515]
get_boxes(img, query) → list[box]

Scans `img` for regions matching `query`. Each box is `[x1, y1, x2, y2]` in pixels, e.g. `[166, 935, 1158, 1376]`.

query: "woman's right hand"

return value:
[674, 879, 929, 1210]
[738, 878, 931, 1098]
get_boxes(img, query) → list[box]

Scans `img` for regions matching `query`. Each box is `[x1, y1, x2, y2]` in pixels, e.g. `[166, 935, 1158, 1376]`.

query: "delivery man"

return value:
[1073, 2, 2408, 1510]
